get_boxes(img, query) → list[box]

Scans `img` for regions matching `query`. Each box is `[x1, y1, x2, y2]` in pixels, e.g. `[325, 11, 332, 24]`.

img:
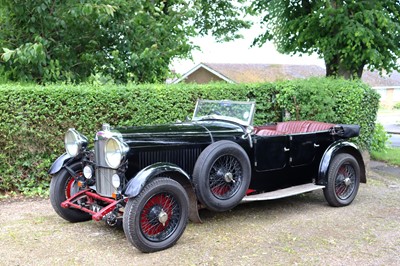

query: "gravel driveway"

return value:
[1, 168, 399, 265]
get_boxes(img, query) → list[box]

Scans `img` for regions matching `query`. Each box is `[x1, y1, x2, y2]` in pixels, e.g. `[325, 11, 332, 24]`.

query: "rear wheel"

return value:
[123, 178, 189, 253]
[50, 162, 91, 222]
[323, 153, 360, 207]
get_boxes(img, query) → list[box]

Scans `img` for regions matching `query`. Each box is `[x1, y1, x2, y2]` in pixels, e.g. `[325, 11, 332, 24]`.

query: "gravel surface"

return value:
[1, 168, 399, 266]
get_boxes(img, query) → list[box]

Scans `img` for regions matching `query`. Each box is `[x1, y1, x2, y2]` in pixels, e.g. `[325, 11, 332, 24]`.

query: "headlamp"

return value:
[104, 137, 129, 169]
[65, 129, 88, 157]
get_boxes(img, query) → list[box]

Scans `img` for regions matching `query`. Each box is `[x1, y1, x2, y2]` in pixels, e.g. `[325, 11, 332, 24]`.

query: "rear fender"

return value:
[318, 141, 366, 186]
[122, 162, 201, 223]
[48, 153, 75, 175]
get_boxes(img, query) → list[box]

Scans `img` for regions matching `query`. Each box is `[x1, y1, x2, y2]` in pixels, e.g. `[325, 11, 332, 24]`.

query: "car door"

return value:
[288, 133, 317, 167]
[254, 135, 288, 171]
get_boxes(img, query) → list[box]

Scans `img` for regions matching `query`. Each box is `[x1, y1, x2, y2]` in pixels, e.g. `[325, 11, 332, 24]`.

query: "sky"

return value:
[171, 22, 325, 75]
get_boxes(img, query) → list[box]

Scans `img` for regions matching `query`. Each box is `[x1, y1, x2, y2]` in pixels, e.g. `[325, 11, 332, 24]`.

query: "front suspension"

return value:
[61, 189, 123, 221]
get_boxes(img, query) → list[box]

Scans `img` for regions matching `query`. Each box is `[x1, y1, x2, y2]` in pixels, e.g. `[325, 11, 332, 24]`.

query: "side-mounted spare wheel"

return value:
[50, 162, 91, 222]
[323, 153, 361, 207]
[123, 178, 189, 253]
[193, 140, 251, 212]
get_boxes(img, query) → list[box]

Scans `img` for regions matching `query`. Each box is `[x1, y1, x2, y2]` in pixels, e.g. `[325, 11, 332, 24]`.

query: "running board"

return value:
[241, 183, 325, 202]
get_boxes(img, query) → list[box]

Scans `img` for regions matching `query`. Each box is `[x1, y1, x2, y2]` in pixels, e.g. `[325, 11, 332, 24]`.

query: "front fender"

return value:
[122, 162, 202, 223]
[48, 153, 73, 175]
[123, 162, 191, 198]
[318, 140, 366, 185]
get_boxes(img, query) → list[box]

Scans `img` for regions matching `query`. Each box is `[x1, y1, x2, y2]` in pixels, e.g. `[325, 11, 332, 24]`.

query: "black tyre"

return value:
[193, 140, 251, 212]
[123, 178, 189, 253]
[49, 162, 91, 222]
[323, 153, 360, 207]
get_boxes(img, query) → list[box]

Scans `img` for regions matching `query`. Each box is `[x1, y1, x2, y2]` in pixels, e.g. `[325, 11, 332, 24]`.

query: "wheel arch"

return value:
[48, 153, 80, 175]
[318, 141, 366, 186]
[122, 162, 201, 223]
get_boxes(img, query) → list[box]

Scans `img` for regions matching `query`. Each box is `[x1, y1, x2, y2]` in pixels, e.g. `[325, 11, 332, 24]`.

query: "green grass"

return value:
[371, 147, 400, 167]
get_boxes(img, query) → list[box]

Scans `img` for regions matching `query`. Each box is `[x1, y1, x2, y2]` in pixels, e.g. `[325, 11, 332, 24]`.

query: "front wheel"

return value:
[123, 178, 189, 253]
[49, 162, 91, 222]
[323, 153, 360, 207]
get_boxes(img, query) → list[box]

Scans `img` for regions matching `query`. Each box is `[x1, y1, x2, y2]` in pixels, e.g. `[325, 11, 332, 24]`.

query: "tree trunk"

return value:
[325, 55, 339, 77]
[325, 56, 364, 79]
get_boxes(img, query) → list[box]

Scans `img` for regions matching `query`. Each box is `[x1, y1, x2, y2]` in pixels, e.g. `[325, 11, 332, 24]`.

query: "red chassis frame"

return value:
[61, 189, 122, 221]
[61, 188, 260, 222]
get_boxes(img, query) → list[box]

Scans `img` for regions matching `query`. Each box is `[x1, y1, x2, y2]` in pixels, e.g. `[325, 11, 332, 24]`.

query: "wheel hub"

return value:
[224, 172, 235, 183]
[343, 177, 352, 186]
[158, 210, 168, 226]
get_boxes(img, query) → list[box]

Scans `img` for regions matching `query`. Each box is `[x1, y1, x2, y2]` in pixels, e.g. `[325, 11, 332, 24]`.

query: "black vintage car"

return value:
[49, 100, 365, 252]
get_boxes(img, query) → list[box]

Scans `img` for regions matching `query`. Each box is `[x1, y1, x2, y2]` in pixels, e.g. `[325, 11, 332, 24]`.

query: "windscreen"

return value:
[192, 100, 255, 126]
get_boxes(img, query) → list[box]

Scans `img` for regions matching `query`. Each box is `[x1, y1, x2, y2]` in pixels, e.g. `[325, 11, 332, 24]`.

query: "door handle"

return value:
[314, 143, 320, 148]
[284, 147, 290, 152]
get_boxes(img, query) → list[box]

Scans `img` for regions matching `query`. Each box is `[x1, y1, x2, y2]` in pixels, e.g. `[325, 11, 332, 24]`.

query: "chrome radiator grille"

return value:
[95, 139, 116, 197]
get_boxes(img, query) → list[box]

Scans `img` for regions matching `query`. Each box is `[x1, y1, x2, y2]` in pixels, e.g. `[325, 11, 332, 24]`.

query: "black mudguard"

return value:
[48, 153, 74, 175]
[122, 162, 202, 223]
[318, 140, 366, 185]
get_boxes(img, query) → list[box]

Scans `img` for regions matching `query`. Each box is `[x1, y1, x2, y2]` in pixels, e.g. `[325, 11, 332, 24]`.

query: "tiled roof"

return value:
[203, 63, 325, 83]
[177, 63, 400, 87]
[362, 70, 400, 87]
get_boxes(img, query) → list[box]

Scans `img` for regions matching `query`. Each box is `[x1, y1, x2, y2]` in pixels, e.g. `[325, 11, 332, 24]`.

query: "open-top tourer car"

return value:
[49, 100, 365, 252]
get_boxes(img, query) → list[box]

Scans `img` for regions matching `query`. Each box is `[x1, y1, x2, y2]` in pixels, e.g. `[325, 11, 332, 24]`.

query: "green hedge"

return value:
[0, 78, 379, 195]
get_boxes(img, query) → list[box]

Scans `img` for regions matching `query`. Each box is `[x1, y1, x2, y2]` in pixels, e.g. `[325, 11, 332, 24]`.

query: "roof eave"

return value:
[172, 63, 236, 84]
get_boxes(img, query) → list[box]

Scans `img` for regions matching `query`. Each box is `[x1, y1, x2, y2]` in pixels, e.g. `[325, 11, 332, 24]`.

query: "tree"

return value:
[249, 1, 400, 79]
[0, 0, 250, 84]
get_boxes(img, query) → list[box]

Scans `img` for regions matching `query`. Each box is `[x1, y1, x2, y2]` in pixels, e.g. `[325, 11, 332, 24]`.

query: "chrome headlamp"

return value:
[104, 137, 129, 169]
[64, 129, 88, 157]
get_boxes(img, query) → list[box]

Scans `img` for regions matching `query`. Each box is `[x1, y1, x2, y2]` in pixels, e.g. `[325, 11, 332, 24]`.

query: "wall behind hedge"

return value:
[0, 78, 379, 194]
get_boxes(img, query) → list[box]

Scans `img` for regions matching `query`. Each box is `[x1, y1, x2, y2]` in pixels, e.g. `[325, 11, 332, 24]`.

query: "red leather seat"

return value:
[256, 121, 335, 135]
[276, 121, 311, 134]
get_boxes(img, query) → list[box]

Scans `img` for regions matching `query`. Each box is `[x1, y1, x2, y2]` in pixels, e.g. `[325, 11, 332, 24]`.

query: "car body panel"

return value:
[48, 153, 73, 175]
[317, 140, 366, 185]
[117, 121, 247, 180]
[123, 162, 191, 198]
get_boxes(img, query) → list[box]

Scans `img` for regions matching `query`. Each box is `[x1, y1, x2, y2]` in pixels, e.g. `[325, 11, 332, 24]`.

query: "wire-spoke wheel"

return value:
[50, 162, 91, 222]
[193, 140, 251, 212]
[209, 154, 243, 199]
[323, 153, 360, 207]
[140, 192, 181, 241]
[123, 178, 189, 253]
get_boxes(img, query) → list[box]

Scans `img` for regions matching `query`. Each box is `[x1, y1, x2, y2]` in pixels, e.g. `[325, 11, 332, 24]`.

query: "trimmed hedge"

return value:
[0, 78, 379, 194]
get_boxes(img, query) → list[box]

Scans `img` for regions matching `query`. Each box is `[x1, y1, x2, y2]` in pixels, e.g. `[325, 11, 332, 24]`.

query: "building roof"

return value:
[173, 62, 400, 87]
[174, 63, 235, 84]
[202, 63, 326, 83]
[362, 70, 400, 87]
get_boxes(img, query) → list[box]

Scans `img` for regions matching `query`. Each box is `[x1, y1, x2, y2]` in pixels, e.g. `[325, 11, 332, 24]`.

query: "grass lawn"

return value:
[371, 147, 400, 167]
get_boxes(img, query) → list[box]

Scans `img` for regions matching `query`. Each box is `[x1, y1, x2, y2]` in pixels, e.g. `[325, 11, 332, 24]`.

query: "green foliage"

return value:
[275, 79, 336, 121]
[275, 78, 380, 148]
[394, 102, 400, 109]
[249, 1, 400, 79]
[0, 0, 250, 84]
[370, 123, 390, 152]
[371, 147, 400, 167]
[0, 78, 379, 194]
[193, 0, 251, 42]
